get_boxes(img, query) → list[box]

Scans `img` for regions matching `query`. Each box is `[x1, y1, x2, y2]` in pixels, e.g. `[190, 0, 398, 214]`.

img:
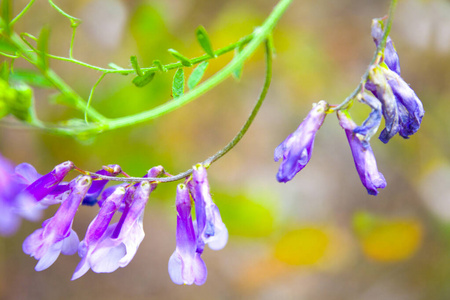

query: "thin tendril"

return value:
[85, 73, 106, 124]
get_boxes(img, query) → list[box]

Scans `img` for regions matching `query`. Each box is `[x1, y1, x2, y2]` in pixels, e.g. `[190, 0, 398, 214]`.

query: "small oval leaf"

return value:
[168, 49, 191, 67]
[132, 71, 155, 88]
[187, 61, 208, 90]
[172, 68, 185, 99]
[196, 26, 215, 58]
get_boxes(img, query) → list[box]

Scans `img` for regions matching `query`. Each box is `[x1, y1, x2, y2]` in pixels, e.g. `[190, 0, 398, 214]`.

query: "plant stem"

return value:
[104, 0, 292, 131]
[87, 39, 273, 183]
[329, 0, 398, 112]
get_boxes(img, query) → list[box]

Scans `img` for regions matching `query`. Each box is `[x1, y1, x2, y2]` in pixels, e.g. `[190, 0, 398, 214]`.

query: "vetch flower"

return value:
[366, 66, 400, 143]
[274, 100, 328, 182]
[72, 186, 126, 280]
[187, 164, 228, 252]
[23, 175, 92, 271]
[371, 18, 401, 75]
[0, 155, 42, 236]
[168, 184, 207, 285]
[23, 161, 74, 202]
[82, 164, 122, 206]
[338, 111, 386, 196]
[80, 166, 163, 274]
[383, 68, 424, 138]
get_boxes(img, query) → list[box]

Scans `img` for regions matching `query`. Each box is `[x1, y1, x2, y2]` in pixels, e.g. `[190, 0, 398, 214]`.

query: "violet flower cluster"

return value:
[0, 154, 227, 285]
[274, 18, 424, 196]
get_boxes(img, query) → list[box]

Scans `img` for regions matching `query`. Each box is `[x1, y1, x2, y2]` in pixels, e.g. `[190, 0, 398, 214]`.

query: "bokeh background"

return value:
[1, 0, 450, 299]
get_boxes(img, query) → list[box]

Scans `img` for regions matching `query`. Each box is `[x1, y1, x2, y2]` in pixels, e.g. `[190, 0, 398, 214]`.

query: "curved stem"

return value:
[104, 0, 292, 131]
[86, 39, 273, 183]
[329, 0, 398, 112]
[10, 0, 36, 27]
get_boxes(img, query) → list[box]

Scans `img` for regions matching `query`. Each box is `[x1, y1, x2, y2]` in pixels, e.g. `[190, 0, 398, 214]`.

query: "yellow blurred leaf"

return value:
[274, 227, 329, 266]
[354, 211, 423, 262]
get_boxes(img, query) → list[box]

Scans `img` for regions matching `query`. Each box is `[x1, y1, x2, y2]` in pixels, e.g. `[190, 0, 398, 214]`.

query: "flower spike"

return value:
[274, 100, 328, 182]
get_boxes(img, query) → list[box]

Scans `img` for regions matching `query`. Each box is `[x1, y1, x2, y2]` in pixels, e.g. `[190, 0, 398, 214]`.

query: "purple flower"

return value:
[72, 186, 126, 280]
[338, 111, 386, 195]
[384, 68, 424, 138]
[366, 66, 400, 143]
[82, 164, 122, 206]
[371, 18, 401, 75]
[274, 100, 328, 182]
[0, 155, 42, 236]
[353, 93, 382, 147]
[187, 164, 228, 252]
[76, 166, 163, 274]
[23, 161, 74, 202]
[168, 184, 207, 285]
[23, 176, 92, 271]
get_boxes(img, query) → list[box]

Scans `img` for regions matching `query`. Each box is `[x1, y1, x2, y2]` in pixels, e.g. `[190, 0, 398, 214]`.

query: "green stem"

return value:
[46, 34, 254, 74]
[105, 0, 292, 131]
[10, 0, 36, 27]
[8, 32, 107, 123]
[330, 0, 398, 112]
[85, 73, 106, 124]
[88, 39, 273, 183]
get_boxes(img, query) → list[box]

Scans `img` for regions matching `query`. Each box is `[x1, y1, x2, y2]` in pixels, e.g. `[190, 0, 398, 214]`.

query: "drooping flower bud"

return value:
[338, 111, 386, 195]
[168, 184, 207, 285]
[371, 18, 401, 75]
[23, 175, 92, 271]
[274, 100, 328, 182]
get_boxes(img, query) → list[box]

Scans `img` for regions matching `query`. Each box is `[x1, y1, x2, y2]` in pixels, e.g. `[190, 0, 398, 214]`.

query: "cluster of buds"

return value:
[274, 18, 424, 196]
[0, 155, 227, 285]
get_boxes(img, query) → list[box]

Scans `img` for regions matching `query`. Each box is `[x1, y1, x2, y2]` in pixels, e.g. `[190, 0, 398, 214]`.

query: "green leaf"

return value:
[195, 26, 215, 58]
[10, 69, 53, 88]
[172, 68, 184, 99]
[108, 63, 131, 75]
[168, 49, 191, 67]
[130, 55, 143, 76]
[187, 61, 208, 90]
[153, 60, 166, 72]
[132, 71, 155, 88]
[37, 25, 51, 70]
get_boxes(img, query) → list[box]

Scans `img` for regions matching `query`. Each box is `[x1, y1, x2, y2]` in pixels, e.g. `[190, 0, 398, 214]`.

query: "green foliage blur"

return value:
[1, 0, 450, 299]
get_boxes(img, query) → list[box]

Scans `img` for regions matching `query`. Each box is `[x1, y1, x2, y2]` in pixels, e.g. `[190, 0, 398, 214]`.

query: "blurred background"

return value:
[1, 0, 450, 299]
